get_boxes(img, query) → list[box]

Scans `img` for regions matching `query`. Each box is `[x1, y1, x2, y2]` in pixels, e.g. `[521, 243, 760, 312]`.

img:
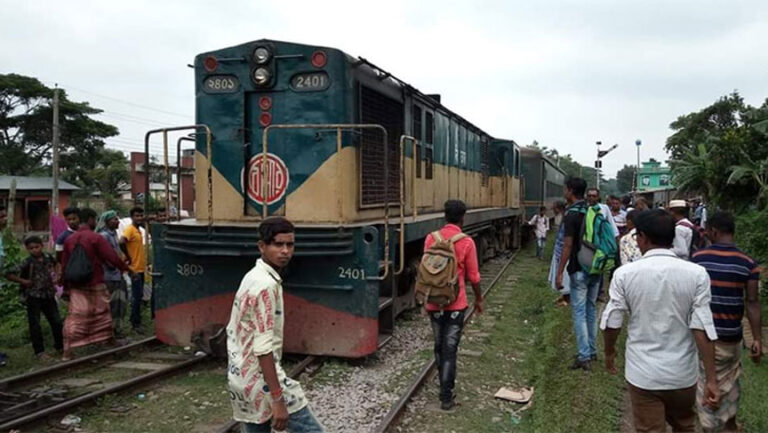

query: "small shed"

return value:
[0, 176, 79, 236]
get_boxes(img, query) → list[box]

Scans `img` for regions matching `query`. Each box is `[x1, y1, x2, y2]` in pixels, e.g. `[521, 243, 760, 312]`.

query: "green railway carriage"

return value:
[150, 39, 523, 358]
[520, 147, 566, 221]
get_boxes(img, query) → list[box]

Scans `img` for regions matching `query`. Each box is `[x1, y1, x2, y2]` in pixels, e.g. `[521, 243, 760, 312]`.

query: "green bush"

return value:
[735, 209, 768, 264]
[0, 229, 29, 347]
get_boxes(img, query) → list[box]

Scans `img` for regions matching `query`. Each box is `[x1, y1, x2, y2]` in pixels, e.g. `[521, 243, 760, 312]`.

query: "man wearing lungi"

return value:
[692, 212, 762, 432]
[61, 208, 132, 361]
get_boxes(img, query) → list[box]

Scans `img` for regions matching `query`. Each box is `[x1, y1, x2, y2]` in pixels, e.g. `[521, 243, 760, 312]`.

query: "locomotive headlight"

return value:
[253, 68, 271, 85]
[253, 47, 271, 64]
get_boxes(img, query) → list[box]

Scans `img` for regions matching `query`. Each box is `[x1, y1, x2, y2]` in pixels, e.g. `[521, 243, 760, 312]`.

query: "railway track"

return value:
[0, 336, 209, 431]
[215, 355, 323, 433]
[373, 249, 519, 433]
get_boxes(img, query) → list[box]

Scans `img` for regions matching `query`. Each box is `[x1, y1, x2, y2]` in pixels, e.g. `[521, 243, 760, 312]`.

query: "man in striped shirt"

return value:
[691, 211, 762, 432]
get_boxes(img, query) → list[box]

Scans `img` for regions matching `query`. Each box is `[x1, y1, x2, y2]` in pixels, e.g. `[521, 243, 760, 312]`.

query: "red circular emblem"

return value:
[245, 153, 289, 205]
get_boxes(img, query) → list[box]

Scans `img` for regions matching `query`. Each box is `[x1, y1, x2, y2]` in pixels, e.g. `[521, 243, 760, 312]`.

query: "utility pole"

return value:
[634, 139, 642, 193]
[52, 86, 60, 217]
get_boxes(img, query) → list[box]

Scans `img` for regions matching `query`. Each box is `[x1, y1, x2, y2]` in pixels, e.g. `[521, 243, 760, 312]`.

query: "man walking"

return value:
[121, 207, 147, 333]
[529, 206, 550, 259]
[556, 177, 600, 371]
[61, 208, 132, 360]
[424, 200, 482, 411]
[99, 210, 129, 339]
[226, 217, 324, 432]
[691, 212, 762, 432]
[601, 209, 720, 432]
[669, 200, 694, 260]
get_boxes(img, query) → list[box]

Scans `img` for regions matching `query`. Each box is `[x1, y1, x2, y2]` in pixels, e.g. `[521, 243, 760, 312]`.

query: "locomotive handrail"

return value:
[144, 124, 213, 226]
[262, 124, 393, 281]
[144, 125, 213, 278]
[176, 135, 196, 221]
[395, 135, 418, 276]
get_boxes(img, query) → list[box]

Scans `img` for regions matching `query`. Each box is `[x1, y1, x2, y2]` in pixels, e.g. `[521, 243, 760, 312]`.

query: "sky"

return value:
[2, 0, 767, 177]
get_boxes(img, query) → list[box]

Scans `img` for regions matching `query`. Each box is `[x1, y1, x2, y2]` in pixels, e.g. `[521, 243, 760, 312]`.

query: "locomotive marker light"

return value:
[253, 47, 271, 64]
[244, 153, 289, 206]
[311, 50, 327, 68]
[259, 112, 272, 127]
[258, 96, 272, 111]
[203, 56, 218, 72]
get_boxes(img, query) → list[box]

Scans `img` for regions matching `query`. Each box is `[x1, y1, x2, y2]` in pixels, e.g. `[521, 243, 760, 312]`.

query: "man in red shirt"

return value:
[423, 200, 482, 411]
[61, 208, 132, 360]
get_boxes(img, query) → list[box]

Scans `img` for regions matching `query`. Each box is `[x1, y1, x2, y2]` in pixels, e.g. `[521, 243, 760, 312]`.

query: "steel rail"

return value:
[214, 355, 321, 433]
[0, 337, 158, 391]
[372, 249, 520, 433]
[0, 354, 208, 431]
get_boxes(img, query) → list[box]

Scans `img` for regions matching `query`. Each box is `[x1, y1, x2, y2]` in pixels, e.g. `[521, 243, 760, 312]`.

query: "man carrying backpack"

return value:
[556, 177, 615, 371]
[419, 200, 482, 411]
[61, 208, 132, 361]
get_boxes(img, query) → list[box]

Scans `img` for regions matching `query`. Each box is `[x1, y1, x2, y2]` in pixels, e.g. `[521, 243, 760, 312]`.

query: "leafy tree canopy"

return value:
[667, 91, 768, 209]
[0, 73, 120, 192]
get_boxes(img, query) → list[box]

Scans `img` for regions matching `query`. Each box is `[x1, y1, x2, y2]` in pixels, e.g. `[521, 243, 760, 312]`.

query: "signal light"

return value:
[259, 112, 272, 127]
[203, 56, 218, 72]
[259, 96, 273, 111]
[311, 51, 327, 68]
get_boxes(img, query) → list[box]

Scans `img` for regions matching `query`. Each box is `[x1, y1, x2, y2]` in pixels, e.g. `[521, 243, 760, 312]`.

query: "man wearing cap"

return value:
[669, 200, 693, 260]
[98, 210, 129, 338]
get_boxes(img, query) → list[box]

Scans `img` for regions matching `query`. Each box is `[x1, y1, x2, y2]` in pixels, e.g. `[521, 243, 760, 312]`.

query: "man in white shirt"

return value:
[601, 209, 719, 432]
[669, 199, 694, 260]
[529, 206, 550, 259]
[608, 195, 627, 235]
[226, 217, 324, 433]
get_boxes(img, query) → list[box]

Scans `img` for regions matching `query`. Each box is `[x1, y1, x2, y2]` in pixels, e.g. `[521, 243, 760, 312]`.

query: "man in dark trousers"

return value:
[423, 200, 483, 411]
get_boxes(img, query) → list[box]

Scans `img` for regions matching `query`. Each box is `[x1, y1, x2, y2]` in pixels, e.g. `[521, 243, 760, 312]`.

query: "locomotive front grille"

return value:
[359, 86, 403, 206]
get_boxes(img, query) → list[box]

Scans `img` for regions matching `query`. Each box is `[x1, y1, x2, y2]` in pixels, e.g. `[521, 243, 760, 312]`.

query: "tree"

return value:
[63, 148, 130, 195]
[0, 73, 118, 183]
[616, 165, 636, 194]
[667, 92, 768, 209]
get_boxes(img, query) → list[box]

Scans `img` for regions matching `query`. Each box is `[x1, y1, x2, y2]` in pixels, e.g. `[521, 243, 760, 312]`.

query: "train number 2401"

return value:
[338, 267, 366, 280]
[177, 263, 204, 277]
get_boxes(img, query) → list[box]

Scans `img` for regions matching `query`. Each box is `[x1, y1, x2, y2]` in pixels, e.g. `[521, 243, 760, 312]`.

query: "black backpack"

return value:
[64, 242, 93, 284]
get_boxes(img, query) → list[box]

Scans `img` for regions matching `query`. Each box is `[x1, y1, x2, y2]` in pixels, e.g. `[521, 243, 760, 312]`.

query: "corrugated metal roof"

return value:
[0, 176, 80, 191]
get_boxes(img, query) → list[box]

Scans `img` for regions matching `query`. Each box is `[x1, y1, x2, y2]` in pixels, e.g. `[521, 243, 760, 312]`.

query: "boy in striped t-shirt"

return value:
[691, 211, 762, 432]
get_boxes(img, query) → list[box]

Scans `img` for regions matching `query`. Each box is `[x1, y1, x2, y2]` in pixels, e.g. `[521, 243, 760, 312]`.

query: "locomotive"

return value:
[150, 39, 523, 358]
[520, 147, 566, 220]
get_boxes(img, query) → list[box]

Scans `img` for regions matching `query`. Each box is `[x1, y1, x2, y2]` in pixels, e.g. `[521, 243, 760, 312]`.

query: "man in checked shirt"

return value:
[226, 217, 324, 432]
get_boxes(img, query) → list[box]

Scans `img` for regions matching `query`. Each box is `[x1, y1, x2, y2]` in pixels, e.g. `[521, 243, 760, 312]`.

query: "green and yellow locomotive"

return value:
[150, 39, 523, 357]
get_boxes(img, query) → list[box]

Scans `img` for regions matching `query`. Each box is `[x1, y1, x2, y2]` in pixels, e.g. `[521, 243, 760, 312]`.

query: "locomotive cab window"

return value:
[413, 105, 422, 178]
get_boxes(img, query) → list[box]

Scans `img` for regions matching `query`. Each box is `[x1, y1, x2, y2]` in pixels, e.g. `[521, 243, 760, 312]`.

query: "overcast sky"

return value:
[2, 0, 767, 177]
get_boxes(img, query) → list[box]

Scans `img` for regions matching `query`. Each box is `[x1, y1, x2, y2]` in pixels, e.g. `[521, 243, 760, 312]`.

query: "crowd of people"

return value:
[1, 206, 149, 362]
[541, 177, 762, 433]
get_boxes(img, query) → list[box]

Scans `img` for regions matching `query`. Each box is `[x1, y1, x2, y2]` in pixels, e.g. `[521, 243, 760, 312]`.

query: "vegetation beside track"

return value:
[402, 238, 627, 432]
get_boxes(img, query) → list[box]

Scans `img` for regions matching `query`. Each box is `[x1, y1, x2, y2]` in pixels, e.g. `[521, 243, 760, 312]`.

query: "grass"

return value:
[402, 238, 627, 433]
[738, 298, 768, 433]
[0, 303, 155, 379]
[77, 363, 232, 433]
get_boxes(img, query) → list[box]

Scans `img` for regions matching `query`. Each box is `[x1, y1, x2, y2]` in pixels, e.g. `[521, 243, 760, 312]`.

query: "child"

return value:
[5, 236, 63, 359]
